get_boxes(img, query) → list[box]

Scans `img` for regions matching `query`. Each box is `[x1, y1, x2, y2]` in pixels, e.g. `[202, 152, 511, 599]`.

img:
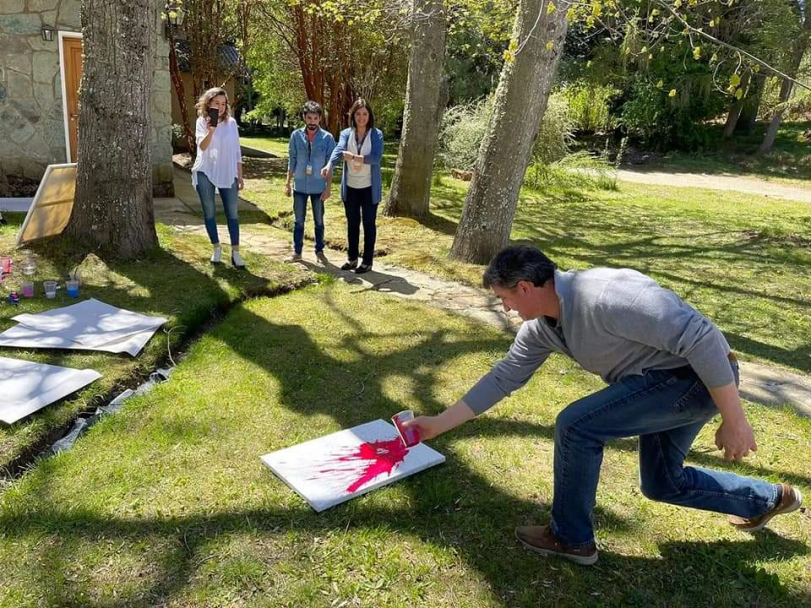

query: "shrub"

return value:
[559, 82, 620, 133]
[439, 92, 573, 171]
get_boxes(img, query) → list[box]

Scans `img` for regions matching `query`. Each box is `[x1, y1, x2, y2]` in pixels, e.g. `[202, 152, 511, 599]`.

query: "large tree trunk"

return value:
[758, 13, 811, 154]
[736, 73, 765, 134]
[65, 0, 158, 257]
[384, 0, 447, 218]
[449, 0, 569, 264]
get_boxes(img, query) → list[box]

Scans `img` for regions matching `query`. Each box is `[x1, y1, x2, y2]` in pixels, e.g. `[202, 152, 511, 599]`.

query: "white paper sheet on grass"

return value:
[261, 419, 445, 512]
[0, 299, 167, 356]
[0, 357, 102, 424]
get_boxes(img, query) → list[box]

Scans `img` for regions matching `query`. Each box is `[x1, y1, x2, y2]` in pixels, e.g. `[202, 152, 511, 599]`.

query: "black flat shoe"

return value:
[355, 263, 372, 274]
[341, 259, 358, 271]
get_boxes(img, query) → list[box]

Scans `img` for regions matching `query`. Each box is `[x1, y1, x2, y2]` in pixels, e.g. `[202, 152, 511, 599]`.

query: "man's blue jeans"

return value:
[293, 191, 325, 254]
[194, 172, 240, 246]
[551, 361, 779, 547]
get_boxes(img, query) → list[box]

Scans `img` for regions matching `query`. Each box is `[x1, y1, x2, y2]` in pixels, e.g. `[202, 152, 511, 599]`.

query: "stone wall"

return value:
[0, 0, 174, 196]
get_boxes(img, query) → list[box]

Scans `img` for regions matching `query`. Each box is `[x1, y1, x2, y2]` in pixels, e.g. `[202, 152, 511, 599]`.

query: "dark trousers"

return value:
[343, 186, 377, 265]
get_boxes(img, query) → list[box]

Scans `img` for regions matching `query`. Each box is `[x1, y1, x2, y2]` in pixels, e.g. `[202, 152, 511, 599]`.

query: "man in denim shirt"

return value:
[403, 245, 803, 566]
[284, 101, 336, 262]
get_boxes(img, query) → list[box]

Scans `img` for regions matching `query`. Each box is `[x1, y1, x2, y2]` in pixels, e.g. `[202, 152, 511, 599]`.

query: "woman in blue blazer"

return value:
[322, 99, 384, 273]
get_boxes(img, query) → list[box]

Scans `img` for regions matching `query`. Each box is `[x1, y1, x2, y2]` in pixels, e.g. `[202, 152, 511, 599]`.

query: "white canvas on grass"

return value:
[261, 419, 445, 512]
[0, 298, 167, 356]
[0, 357, 102, 424]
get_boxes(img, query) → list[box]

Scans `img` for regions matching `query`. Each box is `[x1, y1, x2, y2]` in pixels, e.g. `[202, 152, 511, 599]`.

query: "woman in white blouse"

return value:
[322, 99, 384, 274]
[191, 87, 245, 269]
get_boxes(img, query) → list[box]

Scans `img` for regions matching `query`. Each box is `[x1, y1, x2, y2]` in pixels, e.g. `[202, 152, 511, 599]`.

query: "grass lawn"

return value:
[0, 283, 807, 607]
[238, 152, 811, 377]
[240, 135, 292, 158]
[0, 216, 313, 475]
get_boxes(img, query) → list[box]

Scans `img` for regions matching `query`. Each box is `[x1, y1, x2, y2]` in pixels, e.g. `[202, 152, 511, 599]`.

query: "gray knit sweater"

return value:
[463, 268, 733, 415]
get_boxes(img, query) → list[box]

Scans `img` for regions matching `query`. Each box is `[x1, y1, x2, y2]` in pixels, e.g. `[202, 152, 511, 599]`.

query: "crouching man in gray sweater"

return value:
[401, 245, 802, 566]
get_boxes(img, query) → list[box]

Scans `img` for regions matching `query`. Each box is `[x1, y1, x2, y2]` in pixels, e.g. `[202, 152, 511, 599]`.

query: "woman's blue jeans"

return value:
[550, 361, 779, 547]
[194, 171, 240, 246]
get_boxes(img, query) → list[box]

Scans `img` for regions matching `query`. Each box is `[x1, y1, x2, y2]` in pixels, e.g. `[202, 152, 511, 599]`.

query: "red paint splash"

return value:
[318, 438, 409, 493]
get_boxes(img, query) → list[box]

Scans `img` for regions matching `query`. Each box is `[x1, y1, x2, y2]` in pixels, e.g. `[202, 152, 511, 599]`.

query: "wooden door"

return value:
[62, 37, 83, 162]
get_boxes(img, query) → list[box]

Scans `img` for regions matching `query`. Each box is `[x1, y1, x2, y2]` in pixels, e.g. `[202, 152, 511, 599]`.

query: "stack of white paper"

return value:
[0, 298, 168, 356]
[0, 357, 102, 424]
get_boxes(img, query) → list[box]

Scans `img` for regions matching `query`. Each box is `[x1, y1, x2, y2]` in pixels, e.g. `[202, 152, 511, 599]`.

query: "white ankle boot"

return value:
[231, 249, 245, 269]
[210, 244, 222, 264]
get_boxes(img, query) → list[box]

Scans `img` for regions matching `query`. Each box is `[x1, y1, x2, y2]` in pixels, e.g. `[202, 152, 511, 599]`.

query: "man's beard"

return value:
[306, 124, 318, 130]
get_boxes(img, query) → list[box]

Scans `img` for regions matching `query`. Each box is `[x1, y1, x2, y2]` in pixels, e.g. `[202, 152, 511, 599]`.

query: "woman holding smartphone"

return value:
[322, 99, 384, 273]
[191, 87, 245, 269]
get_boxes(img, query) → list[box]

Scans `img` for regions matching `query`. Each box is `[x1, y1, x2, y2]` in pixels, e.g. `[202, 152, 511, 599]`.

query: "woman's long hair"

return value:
[195, 87, 230, 119]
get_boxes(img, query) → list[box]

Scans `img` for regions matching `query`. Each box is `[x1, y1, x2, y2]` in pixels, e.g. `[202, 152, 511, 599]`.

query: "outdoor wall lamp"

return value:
[41, 26, 56, 42]
[163, 1, 186, 39]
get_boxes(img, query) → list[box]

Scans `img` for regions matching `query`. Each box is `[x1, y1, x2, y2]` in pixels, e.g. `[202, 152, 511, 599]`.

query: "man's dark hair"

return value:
[482, 245, 557, 289]
[302, 100, 323, 117]
[348, 98, 375, 130]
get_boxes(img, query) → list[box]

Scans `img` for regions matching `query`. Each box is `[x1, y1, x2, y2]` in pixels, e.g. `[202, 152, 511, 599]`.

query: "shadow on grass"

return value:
[1, 269, 807, 606]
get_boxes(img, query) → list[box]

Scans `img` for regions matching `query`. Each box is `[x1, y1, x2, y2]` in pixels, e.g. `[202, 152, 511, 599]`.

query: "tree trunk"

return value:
[723, 72, 750, 139]
[449, 0, 569, 264]
[736, 73, 765, 134]
[758, 13, 811, 154]
[384, 0, 447, 218]
[65, 0, 158, 258]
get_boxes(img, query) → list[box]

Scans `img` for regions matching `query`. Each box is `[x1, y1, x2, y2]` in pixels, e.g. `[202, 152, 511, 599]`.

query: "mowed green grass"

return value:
[0, 283, 808, 607]
[0, 217, 312, 473]
[239, 151, 811, 376]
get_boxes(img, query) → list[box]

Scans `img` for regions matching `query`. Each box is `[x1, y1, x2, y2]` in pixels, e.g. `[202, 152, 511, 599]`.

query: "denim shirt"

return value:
[288, 128, 336, 194]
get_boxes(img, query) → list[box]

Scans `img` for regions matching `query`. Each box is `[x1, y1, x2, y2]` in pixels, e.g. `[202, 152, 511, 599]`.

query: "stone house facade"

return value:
[0, 0, 174, 196]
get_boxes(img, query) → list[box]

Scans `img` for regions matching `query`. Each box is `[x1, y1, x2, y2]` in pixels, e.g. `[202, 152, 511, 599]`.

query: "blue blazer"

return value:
[329, 127, 384, 205]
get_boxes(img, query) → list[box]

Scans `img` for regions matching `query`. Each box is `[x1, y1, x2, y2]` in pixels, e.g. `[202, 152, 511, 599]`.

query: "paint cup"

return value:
[43, 280, 57, 299]
[66, 279, 79, 298]
[392, 410, 421, 448]
[0, 257, 11, 274]
[21, 256, 36, 276]
[22, 281, 34, 298]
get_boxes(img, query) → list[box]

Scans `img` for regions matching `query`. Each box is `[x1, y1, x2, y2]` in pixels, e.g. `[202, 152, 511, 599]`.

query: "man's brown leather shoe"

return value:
[515, 524, 598, 566]
[729, 483, 803, 532]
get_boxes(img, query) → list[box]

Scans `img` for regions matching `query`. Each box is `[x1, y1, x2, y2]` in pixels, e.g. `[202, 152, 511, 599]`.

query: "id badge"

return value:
[305, 164, 313, 175]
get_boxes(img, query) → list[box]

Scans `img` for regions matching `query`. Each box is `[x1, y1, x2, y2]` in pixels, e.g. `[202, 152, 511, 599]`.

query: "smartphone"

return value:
[207, 107, 219, 128]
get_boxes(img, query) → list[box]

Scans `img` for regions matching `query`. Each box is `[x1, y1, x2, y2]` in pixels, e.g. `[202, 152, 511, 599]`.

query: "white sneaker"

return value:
[231, 249, 246, 269]
[286, 252, 302, 263]
[210, 245, 222, 264]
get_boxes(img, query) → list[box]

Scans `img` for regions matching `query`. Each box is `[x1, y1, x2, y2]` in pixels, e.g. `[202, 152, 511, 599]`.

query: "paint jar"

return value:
[21, 256, 36, 276]
[392, 410, 421, 448]
[66, 279, 79, 298]
[43, 280, 57, 299]
[22, 281, 34, 298]
[0, 257, 11, 274]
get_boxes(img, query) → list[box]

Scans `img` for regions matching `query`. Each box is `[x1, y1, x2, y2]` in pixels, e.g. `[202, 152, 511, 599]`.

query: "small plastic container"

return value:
[392, 410, 421, 448]
[0, 257, 11, 274]
[21, 256, 36, 276]
[66, 279, 79, 297]
[22, 281, 34, 298]
[43, 280, 57, 299]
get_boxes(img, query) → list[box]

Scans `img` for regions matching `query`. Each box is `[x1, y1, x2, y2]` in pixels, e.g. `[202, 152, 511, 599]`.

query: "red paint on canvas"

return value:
[318, 438, 409, 493]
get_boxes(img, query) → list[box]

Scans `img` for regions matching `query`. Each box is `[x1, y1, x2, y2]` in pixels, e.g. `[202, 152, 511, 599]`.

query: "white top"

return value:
[346, 128, 372, 189]
[191, 116, 242, 189]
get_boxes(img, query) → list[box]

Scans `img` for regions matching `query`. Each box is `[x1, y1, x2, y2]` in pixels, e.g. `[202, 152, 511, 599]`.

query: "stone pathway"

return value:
[155, 168, 811, 416]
